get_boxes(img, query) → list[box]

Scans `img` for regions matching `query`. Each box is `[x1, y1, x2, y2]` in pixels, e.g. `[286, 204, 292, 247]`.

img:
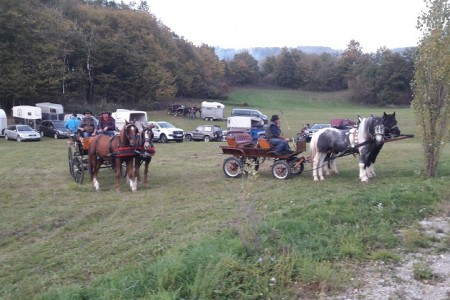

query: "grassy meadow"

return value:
[1, 87, 449, 299]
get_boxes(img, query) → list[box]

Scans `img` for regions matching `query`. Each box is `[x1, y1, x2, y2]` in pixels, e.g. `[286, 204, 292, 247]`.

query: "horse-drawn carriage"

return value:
[219, 132, 308, 180]
[67, 133, 127, 184]
[167, 104, 185, 116]
[67, 123, 155, 191]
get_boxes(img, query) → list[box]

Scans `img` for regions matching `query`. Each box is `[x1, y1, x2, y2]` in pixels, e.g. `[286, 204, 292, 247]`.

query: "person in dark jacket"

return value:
[93, 111, 116, 137]
[265, 115, 293, 155]
[78, 110, 97, 137]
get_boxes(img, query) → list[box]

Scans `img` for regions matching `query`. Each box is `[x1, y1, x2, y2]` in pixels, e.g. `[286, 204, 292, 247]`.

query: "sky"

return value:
[127, 0, 428, 53]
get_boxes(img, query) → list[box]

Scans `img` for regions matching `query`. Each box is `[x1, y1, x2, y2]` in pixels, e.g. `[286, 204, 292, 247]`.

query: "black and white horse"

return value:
[310, 113, 399, 182]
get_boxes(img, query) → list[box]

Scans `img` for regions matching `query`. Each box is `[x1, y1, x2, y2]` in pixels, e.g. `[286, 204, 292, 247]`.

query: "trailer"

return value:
[0, 109, 7, 136]
[200, 101, 224, 121]
[226, 116, 265, 142]
[36, 102, 64, 120]
[12, 105, 42, 129]
[111, 109, 148, 130]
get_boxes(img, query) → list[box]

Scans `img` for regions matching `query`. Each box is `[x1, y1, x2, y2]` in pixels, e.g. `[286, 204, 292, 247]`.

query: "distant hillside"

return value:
[215, 46, 340, 61]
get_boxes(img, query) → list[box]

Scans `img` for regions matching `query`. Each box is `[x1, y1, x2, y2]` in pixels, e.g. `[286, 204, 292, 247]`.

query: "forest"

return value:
[0, 0, 416, 113]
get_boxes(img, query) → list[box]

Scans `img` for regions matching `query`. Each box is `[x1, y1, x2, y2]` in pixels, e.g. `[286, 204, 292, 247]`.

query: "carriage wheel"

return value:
[72, 157, 84, 184]
[289, 158, 305, 175]
[272, 160, 291, 180]
[68, 147, 74, 176]
[223, 157, 243, 178]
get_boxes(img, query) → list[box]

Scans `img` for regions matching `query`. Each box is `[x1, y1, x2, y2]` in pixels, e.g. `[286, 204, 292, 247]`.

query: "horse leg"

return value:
[313, 153, 325, 181]
[143, 158, 151, 186]
[134, 158, 141, 184]
[127, 159, 137, 192]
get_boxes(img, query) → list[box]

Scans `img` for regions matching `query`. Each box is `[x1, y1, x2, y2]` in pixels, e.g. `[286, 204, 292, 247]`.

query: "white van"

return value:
[111, 109, 148, 130]
[231, 108, 268, 124]
[0, 109, 7, 136]
[12, 105, 42, 129]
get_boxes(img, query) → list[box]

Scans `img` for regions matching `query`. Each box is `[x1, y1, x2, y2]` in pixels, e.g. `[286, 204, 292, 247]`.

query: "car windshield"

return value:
[158, 122, 175, 128]
[53, 122, 66, 129]
[17, 125, 34, 131]
[311, 124, 329, 129]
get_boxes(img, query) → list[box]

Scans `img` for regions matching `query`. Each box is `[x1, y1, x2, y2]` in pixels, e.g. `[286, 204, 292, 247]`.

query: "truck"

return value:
[111, 109, 148, 130]
[12, 105, 42, 129]
[200, 101, 225, 121]
[35, 102, 64, 120]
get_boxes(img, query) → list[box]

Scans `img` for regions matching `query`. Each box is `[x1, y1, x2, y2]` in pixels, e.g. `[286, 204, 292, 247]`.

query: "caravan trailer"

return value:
[12, 106, 42, 129]
[111, 109, 148, 130]
[36, 102, 64, 120]
[0, 109, 7, 136]
[200, 101, 225, 121]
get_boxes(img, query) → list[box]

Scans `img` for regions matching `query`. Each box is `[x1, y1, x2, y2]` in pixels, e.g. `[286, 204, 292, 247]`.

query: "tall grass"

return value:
[1, 87, 449, 299]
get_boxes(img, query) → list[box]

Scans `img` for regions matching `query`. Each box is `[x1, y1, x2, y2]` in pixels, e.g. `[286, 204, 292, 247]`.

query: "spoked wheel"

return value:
[68, 147, 74, 176]
[72, 157, 84, 184]
[223, 157, 243, 178]
[272, 160, 291, 180]
[289, 158, 305, 175]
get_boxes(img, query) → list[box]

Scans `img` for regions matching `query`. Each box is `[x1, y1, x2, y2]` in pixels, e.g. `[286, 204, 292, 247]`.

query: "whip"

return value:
[279, 109, 296, 150]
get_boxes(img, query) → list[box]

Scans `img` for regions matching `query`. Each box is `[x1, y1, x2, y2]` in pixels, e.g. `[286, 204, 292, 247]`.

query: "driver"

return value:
[78, 110, 96, 137]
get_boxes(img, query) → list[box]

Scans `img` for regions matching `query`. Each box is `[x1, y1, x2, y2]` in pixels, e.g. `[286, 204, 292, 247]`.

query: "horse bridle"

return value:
[124, 124, 139, 146]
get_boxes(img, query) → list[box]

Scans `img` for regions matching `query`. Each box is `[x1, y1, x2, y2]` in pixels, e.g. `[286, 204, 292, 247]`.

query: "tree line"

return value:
[0, 0, 416, 113]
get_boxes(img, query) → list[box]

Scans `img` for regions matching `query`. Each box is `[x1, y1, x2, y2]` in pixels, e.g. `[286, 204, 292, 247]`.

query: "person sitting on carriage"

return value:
[93, 111, 116, 137]
[78, 110, 97, 138]
[265, 114, 293, 155]
[65, 112, 81, 138]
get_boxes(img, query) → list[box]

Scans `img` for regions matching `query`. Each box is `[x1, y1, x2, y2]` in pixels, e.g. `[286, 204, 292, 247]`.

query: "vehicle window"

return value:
[54, 122, 65, 129]
[159, 122, 175, 128]
[18, 125, 33, 131]
[204, 126, 212, 132]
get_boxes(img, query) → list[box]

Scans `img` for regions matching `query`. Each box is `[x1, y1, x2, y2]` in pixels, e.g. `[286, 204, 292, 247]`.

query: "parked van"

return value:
[111, 109, 147, 130]
[0, 109, 7, 136]
[231, 108, 268, 124]
[12, 105, 42, 129]
[36, 102, 64, 120]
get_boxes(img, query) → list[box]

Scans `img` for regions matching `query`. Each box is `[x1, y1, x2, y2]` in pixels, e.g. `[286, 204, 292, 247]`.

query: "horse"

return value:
[134, 124, 155, 186]
[88, 121, 139, 192]
[310, 113, 399, 182]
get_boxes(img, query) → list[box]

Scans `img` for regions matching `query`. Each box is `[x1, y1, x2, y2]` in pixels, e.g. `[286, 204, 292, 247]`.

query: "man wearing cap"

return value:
[94, 111, 116, 137]
[65, 113, 81, 137]
[265, 115, 293, 155]
[78, 110, 97, 137]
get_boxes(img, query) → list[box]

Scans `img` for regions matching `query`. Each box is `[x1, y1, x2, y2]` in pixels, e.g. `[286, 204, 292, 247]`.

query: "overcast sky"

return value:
[128, 0, 427, 53]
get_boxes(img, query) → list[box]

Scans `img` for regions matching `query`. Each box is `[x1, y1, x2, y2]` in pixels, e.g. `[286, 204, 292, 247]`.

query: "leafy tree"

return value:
[227, 51, 260, 85]
[412, 0, 450, 177]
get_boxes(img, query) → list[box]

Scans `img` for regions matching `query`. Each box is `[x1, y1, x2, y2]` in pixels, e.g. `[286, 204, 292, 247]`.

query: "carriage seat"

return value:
[226, 133, 254, 148]
[257, 138, 272, 150]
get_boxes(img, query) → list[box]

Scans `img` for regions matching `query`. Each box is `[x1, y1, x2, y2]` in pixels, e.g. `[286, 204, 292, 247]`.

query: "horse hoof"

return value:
[313, 177, 319, 181]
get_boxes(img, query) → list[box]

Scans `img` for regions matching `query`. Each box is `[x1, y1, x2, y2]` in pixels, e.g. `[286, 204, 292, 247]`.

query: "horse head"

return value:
[141, 124, 154, 150]
[383, 112, 400, 137]
[121, 121, 139, 147]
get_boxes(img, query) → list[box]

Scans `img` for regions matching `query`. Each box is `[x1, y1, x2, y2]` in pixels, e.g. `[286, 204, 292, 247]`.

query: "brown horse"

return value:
[88, 122, 139, 192]
[135, 124, 155, 186]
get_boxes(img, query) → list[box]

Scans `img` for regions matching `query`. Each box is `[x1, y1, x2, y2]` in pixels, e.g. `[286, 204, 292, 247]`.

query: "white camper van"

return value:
[12, 105, 42, 129]
[36, 102, 64, 120]
[0, 109, 7, 136]
[200, 101, 225, 121]
[111, 109, 148, 130]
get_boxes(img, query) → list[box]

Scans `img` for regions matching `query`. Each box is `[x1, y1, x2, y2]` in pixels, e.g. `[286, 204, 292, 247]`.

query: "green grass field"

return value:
[1, 87, 449, 299]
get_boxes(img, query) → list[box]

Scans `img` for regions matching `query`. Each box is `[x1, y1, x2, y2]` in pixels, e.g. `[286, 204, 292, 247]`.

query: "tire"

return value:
[223, 157, 243, 178]
[54, 133, 59, 139]
[160, 134, 168, 143]
[203, 135, 211, 142]
[39, 131, 44, 137]
[16, 136, 22, 142]
[272, 160, 291, 180]
[185, 134, 193, 141]
[72, 157, 84, 184]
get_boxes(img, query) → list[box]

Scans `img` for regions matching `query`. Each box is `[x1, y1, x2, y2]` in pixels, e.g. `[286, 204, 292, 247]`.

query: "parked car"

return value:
[4, 124, 41, 142]
[185, 125, 223, 142]
[39, 120, 69, 139]
[231, 108, 268, 124]
[148, 121, 184, 143]
[304, 123, 331, 142]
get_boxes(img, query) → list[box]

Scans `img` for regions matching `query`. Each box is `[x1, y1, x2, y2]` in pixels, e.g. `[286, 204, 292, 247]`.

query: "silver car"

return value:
[4, 124, 41, 142]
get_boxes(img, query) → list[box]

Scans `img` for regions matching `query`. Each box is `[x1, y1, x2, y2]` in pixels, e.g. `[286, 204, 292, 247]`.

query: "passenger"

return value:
[265, 114, 293, 155]
[65, 112, 81, 137]
[93, 111, 116, 137]
[78, 110, 96, 138]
